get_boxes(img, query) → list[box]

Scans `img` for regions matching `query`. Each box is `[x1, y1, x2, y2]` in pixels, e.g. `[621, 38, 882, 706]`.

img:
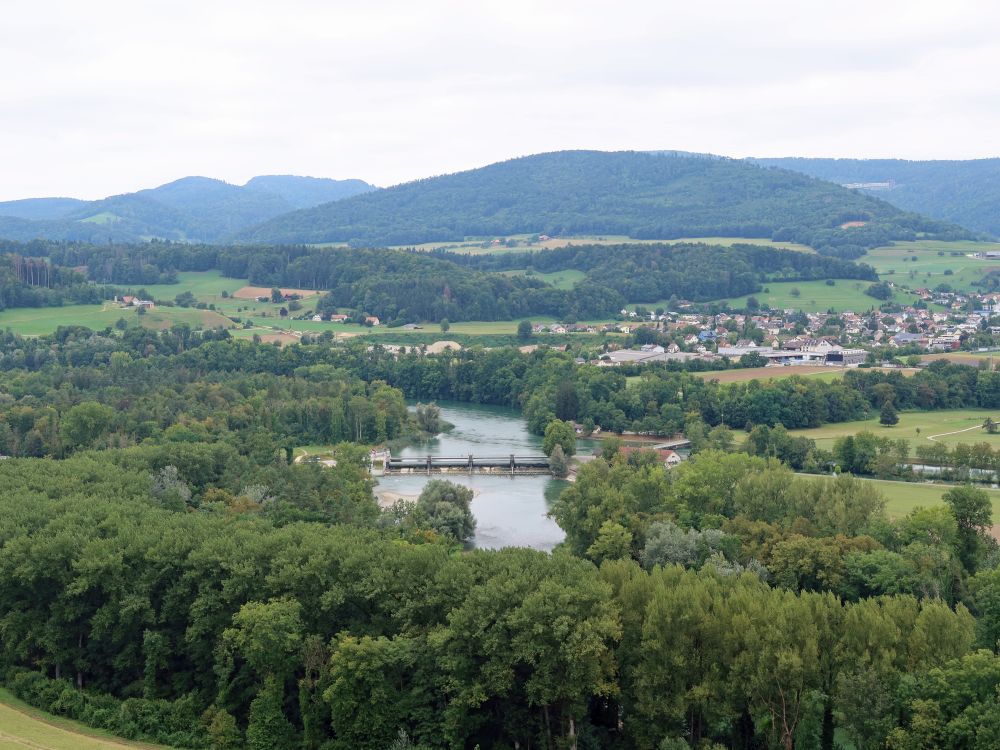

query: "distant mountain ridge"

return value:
[749, 157, 1000, 237]
[0, 175, 375, 243]
[235, 150, 968, 253]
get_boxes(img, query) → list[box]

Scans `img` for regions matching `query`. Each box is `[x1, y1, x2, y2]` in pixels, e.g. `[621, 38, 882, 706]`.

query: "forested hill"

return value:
[750, 157, 1000, 237]
[235, 150, 970, 253]
[0, 175, 375, 243]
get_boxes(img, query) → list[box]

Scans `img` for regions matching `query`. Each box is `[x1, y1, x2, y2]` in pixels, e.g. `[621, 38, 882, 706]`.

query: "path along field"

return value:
[0, 689, 170, 750]
[788, 409, 1000, 451]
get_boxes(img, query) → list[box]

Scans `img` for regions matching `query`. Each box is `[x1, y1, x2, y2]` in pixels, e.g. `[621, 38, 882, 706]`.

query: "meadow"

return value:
[0, 688, 167, 750]
[788, 409, 1000, 451]
[861, 240, 1000, 293]
[722, 279, 896, 313]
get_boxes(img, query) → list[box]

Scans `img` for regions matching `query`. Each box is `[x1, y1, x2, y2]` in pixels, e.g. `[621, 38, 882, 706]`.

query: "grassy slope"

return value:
[788, 409, 1000, 451]
[861, 240, 1000, 293]
[0, 688, 175, 750]
[722, 279, 895, 313]
[0, 303, 234, 336]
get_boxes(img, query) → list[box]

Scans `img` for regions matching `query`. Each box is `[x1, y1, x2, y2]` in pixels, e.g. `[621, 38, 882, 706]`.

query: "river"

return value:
[376, 402, 581, 551]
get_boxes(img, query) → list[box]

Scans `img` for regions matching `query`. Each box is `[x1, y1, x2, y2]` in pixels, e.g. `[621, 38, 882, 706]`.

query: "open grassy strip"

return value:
[0, 688, 173, 750]
[787, 409, 1000, 451]
[390, 234, 815, 255]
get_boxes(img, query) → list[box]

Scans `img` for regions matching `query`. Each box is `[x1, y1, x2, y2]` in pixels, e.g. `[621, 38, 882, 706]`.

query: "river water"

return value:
[377, 402, 576, 551]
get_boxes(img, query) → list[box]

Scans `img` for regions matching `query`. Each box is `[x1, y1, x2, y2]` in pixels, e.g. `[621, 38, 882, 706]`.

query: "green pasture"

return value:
[788, 409, 1000, 451]
[116, 270, 245, 301]
[861, 240, 1000, 293]
[723, 279, 895, 313]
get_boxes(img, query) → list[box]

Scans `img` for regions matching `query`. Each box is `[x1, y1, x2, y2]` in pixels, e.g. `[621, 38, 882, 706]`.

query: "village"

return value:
[532, 286, 1000, 368]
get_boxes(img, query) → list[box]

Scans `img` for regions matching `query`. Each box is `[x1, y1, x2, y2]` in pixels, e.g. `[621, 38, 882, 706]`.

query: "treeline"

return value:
[0, 460, 991, 750]
[0, 335, 409, 462]
[0, 252, 111, 309]
[0, 328, 995, 442]
[449, 242, 879, 302]
[0, 238, 885, 319]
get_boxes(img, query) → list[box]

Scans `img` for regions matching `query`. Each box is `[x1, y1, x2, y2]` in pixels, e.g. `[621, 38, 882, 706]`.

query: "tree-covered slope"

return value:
[0, 196, 86, 220]
[236, 150, 969, 251]
[0, 176, 375, 243]
[750, 157, 1000, 237]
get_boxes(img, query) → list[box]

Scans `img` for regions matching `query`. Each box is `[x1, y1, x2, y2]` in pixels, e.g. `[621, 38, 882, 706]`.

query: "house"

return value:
[365, 316, 381, 326]
[329, 314, 349, 322]
[121, 295, 136, 306]
[135, 300, 155, 309]
[311, 314, 323, 322]
[617, 446, 684, 468]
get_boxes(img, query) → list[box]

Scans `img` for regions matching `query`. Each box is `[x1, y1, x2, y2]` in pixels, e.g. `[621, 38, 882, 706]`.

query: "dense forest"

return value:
[0, 175, 374, 243]
[751, 156, 1000, 237]
[2, 327, 1000, 748]
[235, 151, 970, 253]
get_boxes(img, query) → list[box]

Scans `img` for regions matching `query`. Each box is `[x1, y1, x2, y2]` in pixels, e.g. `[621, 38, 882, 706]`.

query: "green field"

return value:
[861, 240, 1000, 293]
[117, 270, 246, 300]
[0, 688, 169, 750]
[801, 476, 1000, 520]
[0, 302, 234, 336]
[723, 279, 895, 313]
[788, 409, 1000, 451]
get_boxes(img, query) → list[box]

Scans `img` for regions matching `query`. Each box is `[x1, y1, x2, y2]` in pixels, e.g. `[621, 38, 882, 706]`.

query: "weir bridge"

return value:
[383, 453, 551, 476]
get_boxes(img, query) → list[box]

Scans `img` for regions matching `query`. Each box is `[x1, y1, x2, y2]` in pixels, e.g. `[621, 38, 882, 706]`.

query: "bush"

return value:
[8, 670, 209, 748]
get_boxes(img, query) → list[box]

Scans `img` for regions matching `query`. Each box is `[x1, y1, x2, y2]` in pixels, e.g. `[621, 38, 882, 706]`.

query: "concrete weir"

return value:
[384, 454, 551, 476]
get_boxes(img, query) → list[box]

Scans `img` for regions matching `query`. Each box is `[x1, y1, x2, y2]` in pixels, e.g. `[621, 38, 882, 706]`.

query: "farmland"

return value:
[788, 409, 1000, 451]
[860, 239, 1000, 293]
[0, 688, 167, 750]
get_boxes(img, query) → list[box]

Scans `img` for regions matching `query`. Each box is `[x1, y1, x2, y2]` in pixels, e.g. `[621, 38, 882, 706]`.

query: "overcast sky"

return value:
[2, 0, 999, 200]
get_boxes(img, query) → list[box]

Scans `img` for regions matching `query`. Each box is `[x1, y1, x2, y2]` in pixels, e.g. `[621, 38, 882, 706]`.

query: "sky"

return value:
[2, 0, 1000, 200]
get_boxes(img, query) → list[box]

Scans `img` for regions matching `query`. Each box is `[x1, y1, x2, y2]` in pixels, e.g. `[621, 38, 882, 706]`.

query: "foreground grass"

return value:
[0, 687, 174, 750]
[788, 409, 1000, 451]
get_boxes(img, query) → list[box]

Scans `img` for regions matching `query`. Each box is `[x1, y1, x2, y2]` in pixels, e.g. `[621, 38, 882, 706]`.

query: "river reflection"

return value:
[377, 402, 584, 551]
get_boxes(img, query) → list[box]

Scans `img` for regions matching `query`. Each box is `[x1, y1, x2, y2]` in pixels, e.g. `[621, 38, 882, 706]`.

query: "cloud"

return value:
[0, 0, 998, 199]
